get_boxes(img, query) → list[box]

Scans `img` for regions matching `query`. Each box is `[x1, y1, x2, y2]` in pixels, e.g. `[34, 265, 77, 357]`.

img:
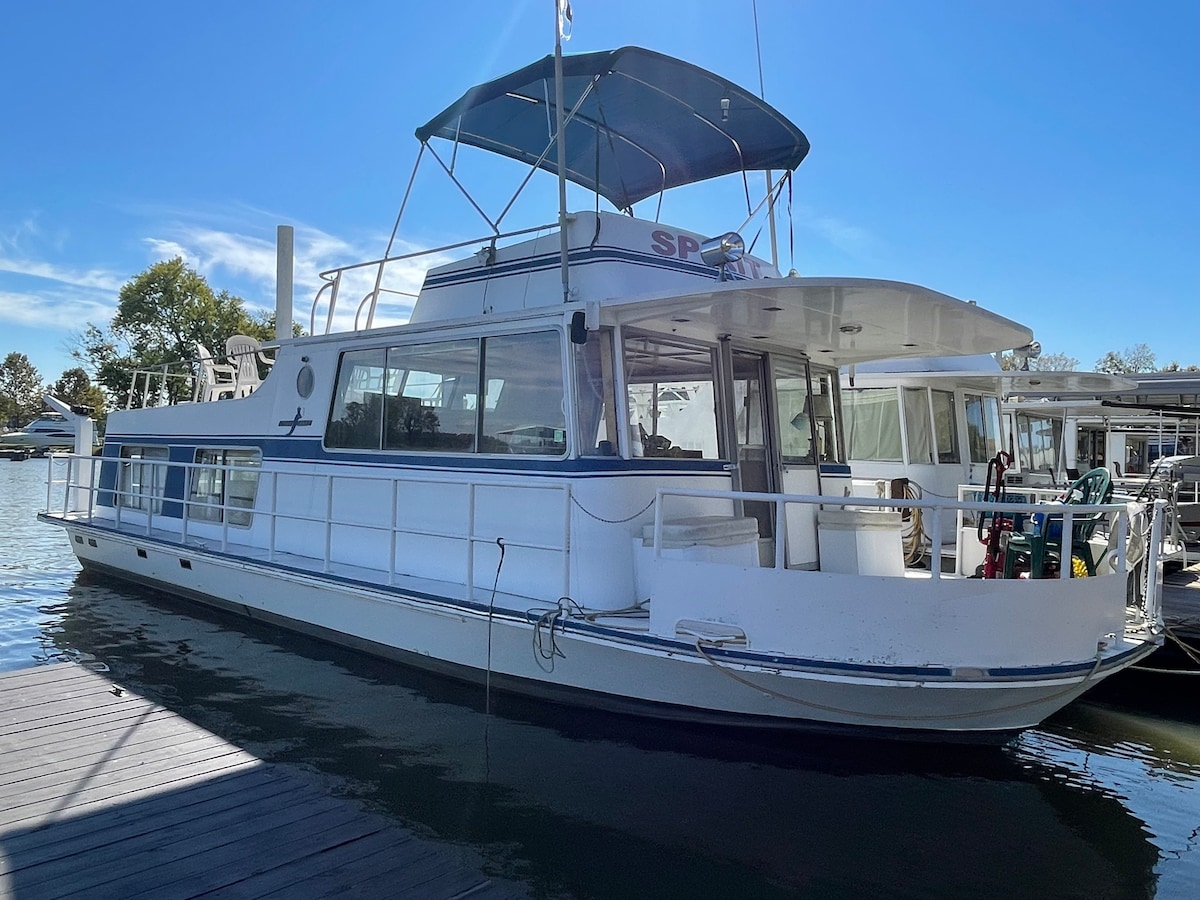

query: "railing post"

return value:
[775, 497, 786, 569]
[322, 474, 334, 574]
[268, 471, 279, 562]
[1060, 510, 1074, 579]
[221, 462, 230, 552]
[389, 478, 399, 587]
[561, 483, 572, 598]
[930, 506, 943, 579]
[466, 482, 476, 603]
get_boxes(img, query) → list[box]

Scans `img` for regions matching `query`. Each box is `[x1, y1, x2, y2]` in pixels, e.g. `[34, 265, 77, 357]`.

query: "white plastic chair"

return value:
[226, 335, 268, 397]
[195, 343, 237, 402]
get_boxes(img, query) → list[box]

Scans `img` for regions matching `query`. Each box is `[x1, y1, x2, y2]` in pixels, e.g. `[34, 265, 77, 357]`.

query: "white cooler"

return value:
[817, 508, 905, 576]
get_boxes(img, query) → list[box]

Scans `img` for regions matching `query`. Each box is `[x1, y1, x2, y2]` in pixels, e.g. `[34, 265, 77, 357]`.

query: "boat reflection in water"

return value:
[37, 569, 1196, 899]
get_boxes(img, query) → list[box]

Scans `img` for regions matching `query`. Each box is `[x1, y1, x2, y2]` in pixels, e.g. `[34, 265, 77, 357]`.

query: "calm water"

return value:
[3, 460, 1199, 899]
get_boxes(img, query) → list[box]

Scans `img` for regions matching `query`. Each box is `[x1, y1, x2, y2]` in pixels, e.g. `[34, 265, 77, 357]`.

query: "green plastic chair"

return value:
[1003, 467, 1113, 578]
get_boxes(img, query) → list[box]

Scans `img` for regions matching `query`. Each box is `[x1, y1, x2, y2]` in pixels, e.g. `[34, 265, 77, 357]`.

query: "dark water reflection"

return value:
[3, 462, 1199, 898]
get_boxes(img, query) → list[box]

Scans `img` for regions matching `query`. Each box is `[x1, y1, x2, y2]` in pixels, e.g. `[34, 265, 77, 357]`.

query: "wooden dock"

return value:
[0, 663, 527, 899]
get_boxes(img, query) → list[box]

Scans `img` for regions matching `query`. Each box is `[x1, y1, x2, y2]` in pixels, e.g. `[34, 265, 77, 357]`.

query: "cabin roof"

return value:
[602, 277, 1033, 366]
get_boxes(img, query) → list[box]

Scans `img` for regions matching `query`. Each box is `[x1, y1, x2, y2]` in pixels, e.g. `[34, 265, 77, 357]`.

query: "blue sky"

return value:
[1, 0, 1196, 385]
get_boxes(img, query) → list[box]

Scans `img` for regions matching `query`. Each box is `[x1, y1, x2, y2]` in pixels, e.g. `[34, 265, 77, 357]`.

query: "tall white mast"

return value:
[555, 1, 572, 302]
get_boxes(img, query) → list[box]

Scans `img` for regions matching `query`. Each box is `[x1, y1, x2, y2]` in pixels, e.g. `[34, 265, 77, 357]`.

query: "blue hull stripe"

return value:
[422, 245, 758, 290]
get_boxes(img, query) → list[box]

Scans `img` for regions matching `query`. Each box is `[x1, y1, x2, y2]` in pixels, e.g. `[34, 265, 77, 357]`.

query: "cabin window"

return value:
[965, 393, 1002, 464]
[118, 446, 169, 514]
[187, 449, 261, 526]
[845, 389, 902, 462]
[1014, 413, 1061, 475]
[808, 369, 841, 463]
[326, 331, 566, 456]
[903, 387, 934, 464]
[327, 348, 387, 449]
[624, 333, 718, 459]
[480, 331, 566, 454]
[931, 390, 959, 463]
[574, 329, 619, 456]
[769, 359, 807, 464]
[383, 340, 479, 452]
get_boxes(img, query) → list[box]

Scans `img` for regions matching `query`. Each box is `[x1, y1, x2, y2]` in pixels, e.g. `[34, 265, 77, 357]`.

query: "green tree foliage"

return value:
[1095, 343, 1157, 374]
[0, 352, 45, 428]
[1030, 352, 1080, 372]
[997, 350, 1079, 372]
[73, 258, 271, 407]
[49, 367, 109, 433]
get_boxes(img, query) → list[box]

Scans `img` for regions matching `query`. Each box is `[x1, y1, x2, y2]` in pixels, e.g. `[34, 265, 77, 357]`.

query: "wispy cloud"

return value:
[0, 287, 116, 330]
[143, 221, 454, 332]
[0, 255, 126, 293]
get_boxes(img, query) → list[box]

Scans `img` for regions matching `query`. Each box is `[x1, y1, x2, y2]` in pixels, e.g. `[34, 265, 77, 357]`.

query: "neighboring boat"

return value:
[2, 396, 98, 453]
[39, 45, 1166, 740]
[2, 412, 78, 450]
[837, 357, 1184, 572]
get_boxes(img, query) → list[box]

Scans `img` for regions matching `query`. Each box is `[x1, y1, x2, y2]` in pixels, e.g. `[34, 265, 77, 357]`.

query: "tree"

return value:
[49, 367, 109, 433]
[0, 352, 45, 428]
[73, 258, 272, 407]
[997, 349, 1079, 372]
[1095, 343, 1157, 374]
[1030, 352, 1080, 372]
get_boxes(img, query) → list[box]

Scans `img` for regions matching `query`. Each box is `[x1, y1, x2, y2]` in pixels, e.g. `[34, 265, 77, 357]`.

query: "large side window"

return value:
[480, 331, 566, 455]
[118, 446, 169, 513]
[326, 332, 566, 456]
[1015, 413, 1061, 474]
[845, 388, 902, 462]
[624, 333, 719, 459]
[383, 340, 479, 452]
[187, 449, 261, 526]
[931, 390, 960, 463]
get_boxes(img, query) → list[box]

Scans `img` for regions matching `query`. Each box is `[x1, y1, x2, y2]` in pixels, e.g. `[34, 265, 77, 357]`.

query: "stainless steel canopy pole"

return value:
[555, 1, 571, 302]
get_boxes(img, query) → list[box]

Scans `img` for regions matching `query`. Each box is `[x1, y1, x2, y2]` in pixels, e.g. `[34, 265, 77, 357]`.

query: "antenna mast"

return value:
[752, 0, 779, 269]
[555, 1, 572, 302]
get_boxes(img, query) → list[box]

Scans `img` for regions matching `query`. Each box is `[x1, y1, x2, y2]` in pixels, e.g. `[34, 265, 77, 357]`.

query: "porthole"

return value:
[296, 364, 315, 398]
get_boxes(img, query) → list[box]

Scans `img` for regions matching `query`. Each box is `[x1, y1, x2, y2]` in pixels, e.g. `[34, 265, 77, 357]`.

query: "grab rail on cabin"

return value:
[310, 219, 559, 336]
[42, 454, 572, 605]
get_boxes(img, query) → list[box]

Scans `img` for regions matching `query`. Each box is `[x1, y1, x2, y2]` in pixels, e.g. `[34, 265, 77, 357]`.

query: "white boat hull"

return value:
[55, 518, 1158, 739]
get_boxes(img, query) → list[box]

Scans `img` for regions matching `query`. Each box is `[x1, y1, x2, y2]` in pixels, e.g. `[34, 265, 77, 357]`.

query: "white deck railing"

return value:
[43, 454, 572, 604]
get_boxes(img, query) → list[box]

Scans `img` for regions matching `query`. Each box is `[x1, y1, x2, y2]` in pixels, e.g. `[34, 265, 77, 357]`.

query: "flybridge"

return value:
[406, 211, 779, 324]
[311, 47, 808, 336]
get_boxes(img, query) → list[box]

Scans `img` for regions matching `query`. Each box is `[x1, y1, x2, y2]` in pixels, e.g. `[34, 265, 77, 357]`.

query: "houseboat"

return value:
[39, 46, 1165, 739]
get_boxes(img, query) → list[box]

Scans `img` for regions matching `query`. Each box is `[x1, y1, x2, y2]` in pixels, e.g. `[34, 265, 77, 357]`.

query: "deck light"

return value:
[700, 232, 744, 281]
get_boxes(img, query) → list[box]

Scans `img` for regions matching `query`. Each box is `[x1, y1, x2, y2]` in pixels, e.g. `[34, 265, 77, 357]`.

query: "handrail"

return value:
[44, 454, 572, 603]
[309, 220, 559, 336]
[652, 484, 1157, 590]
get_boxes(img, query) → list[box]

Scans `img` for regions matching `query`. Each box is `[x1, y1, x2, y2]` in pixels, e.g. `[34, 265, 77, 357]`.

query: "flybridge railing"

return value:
[43, 454, 572, 604]
[310, 220, 559, 336]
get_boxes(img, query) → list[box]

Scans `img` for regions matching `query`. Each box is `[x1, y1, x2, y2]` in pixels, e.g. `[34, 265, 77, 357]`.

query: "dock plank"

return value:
[0, 663, 528, 899]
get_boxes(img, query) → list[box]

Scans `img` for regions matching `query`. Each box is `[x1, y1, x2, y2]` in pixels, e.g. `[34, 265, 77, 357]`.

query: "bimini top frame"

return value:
[415, 45, 810, 213]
